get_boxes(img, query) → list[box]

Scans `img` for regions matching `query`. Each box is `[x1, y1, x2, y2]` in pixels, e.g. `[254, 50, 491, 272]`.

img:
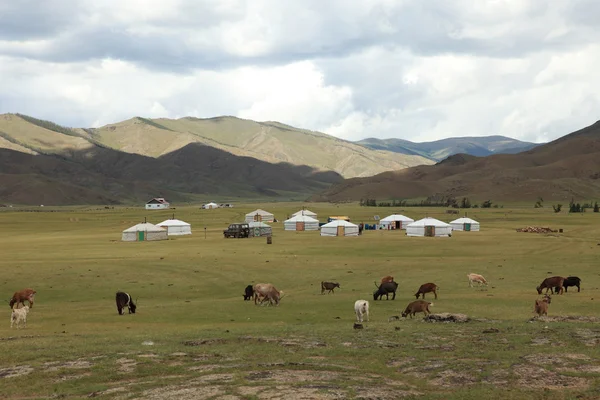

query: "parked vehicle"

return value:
[223, 223, 250, 238]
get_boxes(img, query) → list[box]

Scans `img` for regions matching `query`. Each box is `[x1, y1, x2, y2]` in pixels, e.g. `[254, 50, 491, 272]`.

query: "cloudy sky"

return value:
[1, 0, 599, 143]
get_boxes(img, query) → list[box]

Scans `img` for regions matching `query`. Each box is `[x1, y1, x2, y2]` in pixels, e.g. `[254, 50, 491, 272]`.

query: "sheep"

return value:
[354, 300, 369, 323]
[11, 305, 29, 329]
[9, 288, 36, 309]
[534, 294, 552, 316]
[467, 273, 488, 287]
[415, 283, 439, 299]
[537, 276, 565, 295]
[401, 300, 433, 318]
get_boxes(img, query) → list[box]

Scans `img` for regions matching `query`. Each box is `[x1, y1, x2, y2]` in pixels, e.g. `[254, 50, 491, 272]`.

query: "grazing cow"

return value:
[9, 288, 36, 309]
[467, 273, 488, 287]
[11, 305, 29, 329]
[253, 283, 283, 306]
[380, 276, 395, 284]
[321, 281, 340, 294]
[354, 300, 369, 323]
[373, 281, 398, 300]
[536, 276, 565, 295]
[401, 300, 433, 318]
[415, 283, 439, 299]
[554, 276, 581, 294]
[534, 294, 552, 316]
[115, 291, 137, 315]
[243, 285, 254, 301]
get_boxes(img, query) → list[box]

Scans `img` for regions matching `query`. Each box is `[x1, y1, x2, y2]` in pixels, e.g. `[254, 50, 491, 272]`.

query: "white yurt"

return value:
[245, 209, 275, 223]
[320, 219, 359, 237]
[379, 214, 414, 230]
[450, 217, 480, 232]
[291, 209, 317, 218]
[156, 219, 192, 236]
[284, 214, 320, 231]
[203, 202, 219, 209]
[122, 223, 168, 242]
[406, 217, 452, 237]
[249, 221, 272, 237]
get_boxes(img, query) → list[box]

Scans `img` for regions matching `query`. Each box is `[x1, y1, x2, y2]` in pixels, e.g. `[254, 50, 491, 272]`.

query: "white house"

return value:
[122, 223, 168, 242]
[450, 217, 480, 232]
[291, 209, 317, 218]
[202, 202, 219, 209]
[145, 198, 170, 210]
[406, 217, 452, 237]
[284, 214, 320, 231]
[156, 219, 192, 236]
[379, 214, 414, 230]
[320, 219, 359, 237]
[245, 209, 275, 223]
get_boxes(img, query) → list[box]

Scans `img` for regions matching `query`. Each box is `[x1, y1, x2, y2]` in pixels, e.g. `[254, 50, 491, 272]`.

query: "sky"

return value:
[0, 0, 599, 143]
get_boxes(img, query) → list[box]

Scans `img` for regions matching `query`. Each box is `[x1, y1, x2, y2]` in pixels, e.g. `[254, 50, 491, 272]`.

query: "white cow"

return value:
[467, 273, 488, 287]
[354, 300, 369, 323]
[11, 306, 29, 329]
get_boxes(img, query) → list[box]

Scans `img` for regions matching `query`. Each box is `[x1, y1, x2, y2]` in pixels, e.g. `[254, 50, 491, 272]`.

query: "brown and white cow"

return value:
[253, 283, 284, 306]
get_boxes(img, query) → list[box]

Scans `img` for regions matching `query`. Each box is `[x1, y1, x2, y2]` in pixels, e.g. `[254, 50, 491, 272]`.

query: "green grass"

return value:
[1, 203, 600, 399]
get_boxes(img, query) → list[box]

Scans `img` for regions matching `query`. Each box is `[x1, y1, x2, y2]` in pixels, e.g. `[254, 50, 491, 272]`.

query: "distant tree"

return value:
[552, 204, 562, 213]
[534, 197, 544, 208]
[460, 197, 471, 208]
[481, 200, 493, 208]
[594, 202, 599, 213]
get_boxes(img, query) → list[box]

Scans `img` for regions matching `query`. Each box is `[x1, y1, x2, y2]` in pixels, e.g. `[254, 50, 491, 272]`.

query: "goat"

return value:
[321, 281, 340, 294]
[554, 276, 581, 294]
[9, 288, 36, 309]
[401, 300, 433, 318]
[536, 276, 565, 295]
[373, 281, 398, 300]
[380, 276, 394, 284]
[534, 294, 552, 316]
[11, 305, 29, 329]
[415, 283, 439, 299]
[115, 291, 137, 315]
[253, 283, 283, 306]
[354, 300, 369, 323]
[243, 285, 254, 301]
[467, 273, 488, 287]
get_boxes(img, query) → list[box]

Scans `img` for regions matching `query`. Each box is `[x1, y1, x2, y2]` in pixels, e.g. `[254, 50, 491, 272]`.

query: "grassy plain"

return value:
[1, 203, 599, 399]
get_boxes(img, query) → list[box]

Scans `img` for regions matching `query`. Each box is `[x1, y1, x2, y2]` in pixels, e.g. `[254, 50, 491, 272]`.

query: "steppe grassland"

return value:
[0, 203, 599, 399]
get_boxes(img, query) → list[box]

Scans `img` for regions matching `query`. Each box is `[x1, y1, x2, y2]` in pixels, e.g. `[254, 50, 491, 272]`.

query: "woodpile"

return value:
[516, 226, 558, 233]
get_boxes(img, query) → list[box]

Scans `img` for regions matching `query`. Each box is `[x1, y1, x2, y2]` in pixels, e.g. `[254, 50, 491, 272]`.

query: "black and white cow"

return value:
[116, 291, 137, 315]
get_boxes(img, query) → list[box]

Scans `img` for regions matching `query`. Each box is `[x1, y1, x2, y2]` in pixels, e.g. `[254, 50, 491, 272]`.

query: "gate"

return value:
[424, 226, 435, 237]
[138, 231, 145, 241]
[296, 222, 305, 231]
[464, 223, 471, 231]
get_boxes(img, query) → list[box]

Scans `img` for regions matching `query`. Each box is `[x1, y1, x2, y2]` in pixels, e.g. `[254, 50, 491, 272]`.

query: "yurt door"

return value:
[464, 223, 471, 231]
[425, 226, 435, 237]
[254, 214, 262, 222]
[296, 222, 305, 231]
[395, 221, 400, 229]
[337, 226, 344, 236]
[138, 231, 145, 241]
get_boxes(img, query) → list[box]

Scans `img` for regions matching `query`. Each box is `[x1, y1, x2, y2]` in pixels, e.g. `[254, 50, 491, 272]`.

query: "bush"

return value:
[552, 204, 562, 213]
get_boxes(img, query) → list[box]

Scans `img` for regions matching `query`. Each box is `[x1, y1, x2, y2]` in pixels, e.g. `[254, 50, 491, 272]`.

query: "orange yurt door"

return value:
[296, 222, 305, 231]
[337, 226, 344, 236]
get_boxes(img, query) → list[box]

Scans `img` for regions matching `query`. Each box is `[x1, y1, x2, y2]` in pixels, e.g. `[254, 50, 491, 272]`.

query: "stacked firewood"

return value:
[516, 226, 558, 233]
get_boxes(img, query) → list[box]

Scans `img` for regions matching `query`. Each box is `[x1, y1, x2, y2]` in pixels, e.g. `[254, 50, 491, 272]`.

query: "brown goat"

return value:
[415, 283, 438, 299]
[9, 288, 36, 309]
[537, 276, 565, 295]
[381, 276, 394, 284]
[534, 294, 552, 316]
[401, 300, 433, 318]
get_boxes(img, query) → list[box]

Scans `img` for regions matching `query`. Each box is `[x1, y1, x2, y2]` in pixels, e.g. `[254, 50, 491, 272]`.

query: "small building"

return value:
[202, 202, 219, 209]
[284, 214, 320, 231]
[320, 219, 359, 237]
[245, 209, 275, 223]
[248, 221, 272, 237]
[156, 219, 192, 236]
[406, 218, 452, 237]
[145, 198, 170, 210]
[292, 209, 317, 218]
[122, 223, 168, 242]
[450, 217, 480, 232]
[379, 214, 414, 230]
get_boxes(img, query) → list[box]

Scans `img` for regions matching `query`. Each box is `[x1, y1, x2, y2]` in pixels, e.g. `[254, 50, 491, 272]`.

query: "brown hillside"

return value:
[313, 120, 600, 202]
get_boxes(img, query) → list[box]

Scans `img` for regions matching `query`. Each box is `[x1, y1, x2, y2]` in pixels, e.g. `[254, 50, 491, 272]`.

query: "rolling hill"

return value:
[356, 136, 539, 162]
[314, 120, 600, 203]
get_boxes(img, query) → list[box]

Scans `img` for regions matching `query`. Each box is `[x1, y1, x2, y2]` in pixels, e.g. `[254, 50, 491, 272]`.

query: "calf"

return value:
[321, 281, 340, 294]
[115, 291, 137, 315]
[373, 281, 398, 300]
[243, 285, 254, 301]
[415, 283, 439, 299]
[467, 273, 488, 287]
[534, 294, 552, 316]
[10, 305, 29, 329]
[536, 276, 565, 295]
[354, 300, 369, 323]
[380, 276, 395, 284]
[9, 288, 36, 309]
[554, 276, 581, 294]
[253, 283, 283, 306]
[401, 300, 433, 318]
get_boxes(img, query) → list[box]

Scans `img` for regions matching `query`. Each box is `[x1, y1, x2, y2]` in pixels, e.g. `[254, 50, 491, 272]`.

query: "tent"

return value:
[203, 202, 219, 209]
[320, 219, 359, 237]
[450, 217, 480, 232]
[292, 209, 317, 218]
[284, 214, 320, 231]
[379, 214, 414, 230]
[156, 219, 192, 236]
[248, 221, 272, 237]
[122, 223, 168, 242]
[245, 209, 275, 223]
[406, 218, 452, 237]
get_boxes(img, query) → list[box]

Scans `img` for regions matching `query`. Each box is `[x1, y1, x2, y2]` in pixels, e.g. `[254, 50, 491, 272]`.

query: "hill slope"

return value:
[356, 136, 539, 162]
[315, 121, 600, 202]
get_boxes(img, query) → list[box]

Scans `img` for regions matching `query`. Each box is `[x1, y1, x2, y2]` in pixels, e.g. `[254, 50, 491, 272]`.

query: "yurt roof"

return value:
[406, 217, 451, 228]
[321, 219, 358, 228]
[204, 202, 219, 206]
[122, 223, 166, 233]
[248, 221, 271, 228]
[285, 214, 319, 223]
[156, 219, 191, 227]
[380, 214, 414, 222]
[245, 209, 273, 216]
[450, 217, 479, 224]
[292, 209, 317, 217]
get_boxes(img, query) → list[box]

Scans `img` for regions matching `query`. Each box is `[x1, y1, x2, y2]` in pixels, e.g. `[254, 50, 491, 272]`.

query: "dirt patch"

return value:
[424, 313, 470, 323]
[183, 338, 226, 346]
[523, 353, 591, 365]
[513, 364, 589, 389]
[87, 387, 127, 397]
[353, 386, 422, 399]
[430, 369, 479, 387]
[253, 385, 344, 399]
[532, 316, 600, 323]
[137, 353, 159, 359]
[245, 370, 341, 384]
[135, 385, 226, 400]
[386, 357, 416, 368]
[191, 373, 235, 384]
[54, 372, 91, 382]
[574, 329, 600, 346]
[44, 360, 92, 371]
[0, 365, 34, 378]
[116, 358, 137, 373]
[238, 336, 327, 349]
